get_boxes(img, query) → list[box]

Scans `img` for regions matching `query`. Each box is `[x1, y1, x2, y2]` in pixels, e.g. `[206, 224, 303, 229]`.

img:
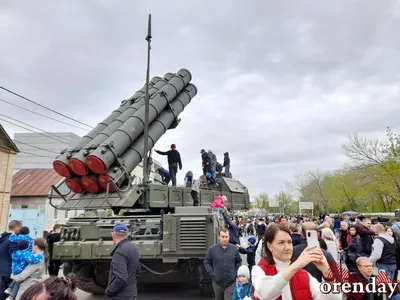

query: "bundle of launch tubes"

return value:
[52, 69, 197, 194]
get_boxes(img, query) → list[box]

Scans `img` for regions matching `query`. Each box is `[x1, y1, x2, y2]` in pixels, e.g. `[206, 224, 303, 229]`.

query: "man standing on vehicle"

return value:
[105, 224, 140, 300]
[155, 144, 182, 186]
[204, 228, 242, 300]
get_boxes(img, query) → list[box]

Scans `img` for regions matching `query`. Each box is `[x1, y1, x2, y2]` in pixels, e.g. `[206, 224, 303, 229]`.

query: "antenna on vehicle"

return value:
[143, 14, 152, 185]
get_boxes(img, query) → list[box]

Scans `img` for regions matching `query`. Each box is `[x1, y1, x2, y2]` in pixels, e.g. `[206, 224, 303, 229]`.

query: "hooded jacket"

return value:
[0, 232, 17, 277]
[369, 233, 397, 265]
[211, 195, 225, 209]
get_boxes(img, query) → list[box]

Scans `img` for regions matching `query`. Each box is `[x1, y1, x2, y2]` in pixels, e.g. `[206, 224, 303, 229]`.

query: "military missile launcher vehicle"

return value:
[49, 68, 250, 296]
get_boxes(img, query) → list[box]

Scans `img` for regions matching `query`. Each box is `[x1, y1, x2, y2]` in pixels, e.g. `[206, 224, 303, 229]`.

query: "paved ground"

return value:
[75, 236, 251, 299]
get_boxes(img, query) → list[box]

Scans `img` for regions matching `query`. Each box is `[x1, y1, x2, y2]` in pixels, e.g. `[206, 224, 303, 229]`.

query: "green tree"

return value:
[273, 191, 298, 214]
[321, 170, 366, 212]
[251, 192, 271, 211]
[341, 128, 400, 210]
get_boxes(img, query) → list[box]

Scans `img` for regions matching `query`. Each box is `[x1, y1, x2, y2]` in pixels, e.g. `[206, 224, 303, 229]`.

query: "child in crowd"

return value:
[9, 226, 34, 251]
[237, 237, 256, 274]
[232, 265, 252, 300]
[5, 239, 44, 300]
[211, 195, 227, 212]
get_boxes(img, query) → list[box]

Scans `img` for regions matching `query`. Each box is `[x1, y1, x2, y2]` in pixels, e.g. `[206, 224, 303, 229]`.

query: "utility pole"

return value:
[142, 14, 152, 184]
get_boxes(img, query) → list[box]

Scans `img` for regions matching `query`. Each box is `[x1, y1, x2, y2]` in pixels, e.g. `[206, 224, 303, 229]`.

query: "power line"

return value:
[0, 98, 89, 131]
[13, 139, 59, 154]
[19, 151, 55, 159]
[0, 117, 75, 147]
[0, 113, 77, 146]
[0, 85, 94, 129]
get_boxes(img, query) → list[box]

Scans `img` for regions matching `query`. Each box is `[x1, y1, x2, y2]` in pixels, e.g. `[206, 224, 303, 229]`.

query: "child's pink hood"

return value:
[211, 195, 224, 208]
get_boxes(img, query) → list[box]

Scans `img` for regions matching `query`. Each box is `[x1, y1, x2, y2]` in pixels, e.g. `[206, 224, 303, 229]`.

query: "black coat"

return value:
[0, 232, 17, 277]
[238, 245, 256, 267]
[292, 239, 340, 282]
[105, 239, 141, 300]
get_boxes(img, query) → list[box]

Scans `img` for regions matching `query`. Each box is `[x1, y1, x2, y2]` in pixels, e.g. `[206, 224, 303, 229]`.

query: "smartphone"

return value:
[306, 230, 320, 248]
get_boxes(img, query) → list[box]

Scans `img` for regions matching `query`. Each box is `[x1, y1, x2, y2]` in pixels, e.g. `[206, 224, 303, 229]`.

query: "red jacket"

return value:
[253, 259, 312, 300]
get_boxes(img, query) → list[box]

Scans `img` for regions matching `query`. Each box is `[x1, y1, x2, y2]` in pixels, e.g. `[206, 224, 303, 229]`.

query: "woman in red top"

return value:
[252, 224, 342, 300]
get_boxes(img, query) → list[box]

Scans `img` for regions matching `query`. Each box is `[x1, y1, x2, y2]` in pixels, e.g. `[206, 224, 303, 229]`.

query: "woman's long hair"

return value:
[20, 273, 78, 300]
[34, 238, 49, 267]
[263, 224, 292, 264]
[44, 273, 78, 300]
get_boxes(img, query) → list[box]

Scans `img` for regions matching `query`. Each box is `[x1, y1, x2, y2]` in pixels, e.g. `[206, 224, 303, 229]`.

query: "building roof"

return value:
[11, 169, 62, 197]
[0, 124, 19, 153]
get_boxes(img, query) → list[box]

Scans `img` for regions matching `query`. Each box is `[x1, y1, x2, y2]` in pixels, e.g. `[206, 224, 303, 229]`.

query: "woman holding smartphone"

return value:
[252, 224, 342, 300]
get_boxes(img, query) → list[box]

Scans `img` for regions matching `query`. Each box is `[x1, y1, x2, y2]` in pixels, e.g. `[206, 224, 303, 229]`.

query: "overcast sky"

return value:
[1, 0, 399, 198]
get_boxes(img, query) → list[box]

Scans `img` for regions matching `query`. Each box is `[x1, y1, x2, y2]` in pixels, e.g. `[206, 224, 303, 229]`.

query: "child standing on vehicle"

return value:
[4, 239, 44, 300]
[232, 265, 252, 300]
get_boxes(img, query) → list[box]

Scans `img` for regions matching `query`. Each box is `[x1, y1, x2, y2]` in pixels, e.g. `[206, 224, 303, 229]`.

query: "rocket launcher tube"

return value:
[66, 176, 86, 194]
[81, 174, 103, 193]
[98, 83, 197, 191]
[68, 73, 174, 176]
[87, 69, 192, 175]
[52, 76, 161, 178]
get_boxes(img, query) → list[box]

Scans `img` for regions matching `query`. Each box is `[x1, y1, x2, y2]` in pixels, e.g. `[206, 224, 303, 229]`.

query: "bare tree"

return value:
[308, 170, 330, 212]
[341, 133, 384, 166]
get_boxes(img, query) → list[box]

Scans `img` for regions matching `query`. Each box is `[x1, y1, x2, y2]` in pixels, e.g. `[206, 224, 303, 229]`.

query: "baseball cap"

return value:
[113, 224, 128, 233]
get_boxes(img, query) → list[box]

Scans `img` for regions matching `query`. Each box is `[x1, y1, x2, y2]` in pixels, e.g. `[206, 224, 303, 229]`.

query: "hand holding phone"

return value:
[306, 230, 320, 248]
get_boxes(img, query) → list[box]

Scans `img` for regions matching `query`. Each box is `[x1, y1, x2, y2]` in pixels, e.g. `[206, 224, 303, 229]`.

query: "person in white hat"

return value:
[232, 265, 252, 300]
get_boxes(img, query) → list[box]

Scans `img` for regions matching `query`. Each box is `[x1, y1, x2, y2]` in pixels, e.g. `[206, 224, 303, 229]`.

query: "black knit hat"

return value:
[18, 239, 29, 251]
[20, 226, 30, 235]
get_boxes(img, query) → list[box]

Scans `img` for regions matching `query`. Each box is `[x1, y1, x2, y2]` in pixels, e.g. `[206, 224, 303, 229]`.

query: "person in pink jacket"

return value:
[211, 195, 227, 212]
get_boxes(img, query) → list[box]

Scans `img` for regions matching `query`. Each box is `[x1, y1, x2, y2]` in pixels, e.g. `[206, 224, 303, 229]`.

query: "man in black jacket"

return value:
[45, 224, 62, 276]
[0, 220, 21, 300]
[155, 144, 182, 186]
[223, 152, 230, 178]
[292, 222, 341, 283]
[105, 224, 140, 300]
[356, 218, 375, 257]
[204, 229, 242, 300]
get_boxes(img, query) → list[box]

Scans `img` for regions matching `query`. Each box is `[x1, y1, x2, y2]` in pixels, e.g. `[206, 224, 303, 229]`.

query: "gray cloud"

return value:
[1, 0, 399, 198]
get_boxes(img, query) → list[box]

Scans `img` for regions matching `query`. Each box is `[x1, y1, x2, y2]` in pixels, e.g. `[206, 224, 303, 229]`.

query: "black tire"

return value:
[77, 278, 105, 295]
[198, 279, 214, 298]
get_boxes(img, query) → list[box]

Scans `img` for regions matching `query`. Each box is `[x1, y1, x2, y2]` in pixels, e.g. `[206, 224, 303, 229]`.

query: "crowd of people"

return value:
[0, 221, 141, 300]
[2, 205, 399, 300]
[204, 211, 400, 300]
[156, 144, 231, 187]
[0, 221, 76, 300]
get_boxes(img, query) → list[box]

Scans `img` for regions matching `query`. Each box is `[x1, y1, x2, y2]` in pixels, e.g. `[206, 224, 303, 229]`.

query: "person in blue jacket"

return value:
[4, 239, 43, 300]
[236, 237, 256, 274]
[232, 265, 252, 300]
[157, 167, 171, 185]
[8, 227, 33, 252]
[184, 171, 193, 187]
[222, 209, 239, 245]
